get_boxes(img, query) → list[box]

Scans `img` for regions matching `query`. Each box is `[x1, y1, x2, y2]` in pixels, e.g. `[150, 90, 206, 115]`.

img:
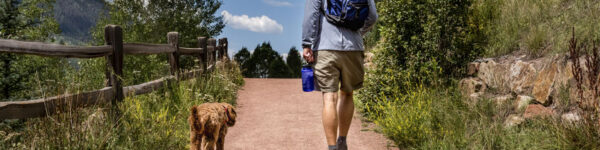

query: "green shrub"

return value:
[366, 86, 435, 147]
[358, 0, 485, 112]
[374, 0, 484, 78]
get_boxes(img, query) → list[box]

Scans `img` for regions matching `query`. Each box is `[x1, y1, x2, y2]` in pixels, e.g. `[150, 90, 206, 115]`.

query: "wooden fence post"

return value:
[167, 32, 180, 79]
[197, 37, 208, 71]
[221, 38, 228, 60]
[105, 25, 124, 122]
[217, 38, 223, 60]
[104, 26, 113, 87]
[208, 38, 217, 68]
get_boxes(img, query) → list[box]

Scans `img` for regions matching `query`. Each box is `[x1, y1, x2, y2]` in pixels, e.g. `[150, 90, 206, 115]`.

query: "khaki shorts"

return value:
[313, 50, 365, 93]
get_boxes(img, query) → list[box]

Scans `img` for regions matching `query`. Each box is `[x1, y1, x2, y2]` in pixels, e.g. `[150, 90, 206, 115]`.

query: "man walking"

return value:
[302, 0, 377, 149]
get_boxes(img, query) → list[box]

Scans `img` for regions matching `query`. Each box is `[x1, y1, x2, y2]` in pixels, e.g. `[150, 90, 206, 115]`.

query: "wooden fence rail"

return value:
[0, 24, 229, 120]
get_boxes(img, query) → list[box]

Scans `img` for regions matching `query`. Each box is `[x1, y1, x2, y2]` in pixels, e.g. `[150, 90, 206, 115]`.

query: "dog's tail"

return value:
[190, 106, 204, 132]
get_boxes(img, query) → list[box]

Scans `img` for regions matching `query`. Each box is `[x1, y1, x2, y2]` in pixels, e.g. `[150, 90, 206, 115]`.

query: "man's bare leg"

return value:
[337, 90, 354, 137]
[322, 92, 339, 146]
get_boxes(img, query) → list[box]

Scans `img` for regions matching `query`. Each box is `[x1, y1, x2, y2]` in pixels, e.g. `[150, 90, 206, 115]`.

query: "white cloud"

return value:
[263, 0, 293, 7]
[221, 10, 284, 34]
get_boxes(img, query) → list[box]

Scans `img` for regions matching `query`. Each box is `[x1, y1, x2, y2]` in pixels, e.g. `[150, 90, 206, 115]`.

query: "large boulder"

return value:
[459, 77, 487, 99]
[477, 59, 509, 91]
[532, 62, 558, 105]
[508, 60, 537, 94]
[552, 59, 579, 103]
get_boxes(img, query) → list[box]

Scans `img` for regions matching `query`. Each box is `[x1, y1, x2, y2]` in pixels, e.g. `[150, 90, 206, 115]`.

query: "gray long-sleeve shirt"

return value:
[302, 0, 378, 51]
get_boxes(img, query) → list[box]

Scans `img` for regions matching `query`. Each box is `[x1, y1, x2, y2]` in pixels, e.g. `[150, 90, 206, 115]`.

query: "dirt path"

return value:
[225, 78, 394, 150]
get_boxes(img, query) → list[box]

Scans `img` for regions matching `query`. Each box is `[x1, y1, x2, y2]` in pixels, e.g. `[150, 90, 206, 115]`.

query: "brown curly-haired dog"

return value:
[189, 103, 237, 150]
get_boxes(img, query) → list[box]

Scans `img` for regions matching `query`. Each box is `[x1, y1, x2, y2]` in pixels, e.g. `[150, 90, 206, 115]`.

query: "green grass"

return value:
[0, 63, 243, 149]
[478, 0, 600, 57]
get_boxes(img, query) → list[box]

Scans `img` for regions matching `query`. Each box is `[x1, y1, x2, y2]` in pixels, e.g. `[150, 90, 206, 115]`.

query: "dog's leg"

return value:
[190, 132, 198, 150]
[192, 134, 202, 150]
[217, 126, 227, 150]
[201, 135, 212, 150]
[203, 125, 221, 150]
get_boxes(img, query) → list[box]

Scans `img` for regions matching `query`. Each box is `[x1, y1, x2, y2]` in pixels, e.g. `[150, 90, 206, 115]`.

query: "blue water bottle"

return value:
[301, 65, 315, 92]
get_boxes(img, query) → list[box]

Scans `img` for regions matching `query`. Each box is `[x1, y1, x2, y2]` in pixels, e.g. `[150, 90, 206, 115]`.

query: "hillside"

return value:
[54, 0, 105, 44]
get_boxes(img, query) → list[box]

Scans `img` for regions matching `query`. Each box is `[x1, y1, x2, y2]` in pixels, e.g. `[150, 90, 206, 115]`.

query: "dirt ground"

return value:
[225, 78, 395, 150]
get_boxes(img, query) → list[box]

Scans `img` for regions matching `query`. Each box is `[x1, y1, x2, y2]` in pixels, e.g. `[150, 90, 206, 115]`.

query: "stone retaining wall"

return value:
[460, 54, 584, 127]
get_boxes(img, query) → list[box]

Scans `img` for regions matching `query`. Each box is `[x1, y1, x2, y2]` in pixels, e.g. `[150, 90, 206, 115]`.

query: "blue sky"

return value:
[217, 0, 306, 58]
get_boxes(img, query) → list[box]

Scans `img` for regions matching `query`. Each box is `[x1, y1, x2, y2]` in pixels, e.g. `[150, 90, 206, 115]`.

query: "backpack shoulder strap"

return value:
[320, 0, 331, 15]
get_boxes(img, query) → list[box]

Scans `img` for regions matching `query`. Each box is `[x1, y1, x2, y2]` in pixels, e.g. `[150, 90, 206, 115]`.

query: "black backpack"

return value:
[321, 0, 370, 31]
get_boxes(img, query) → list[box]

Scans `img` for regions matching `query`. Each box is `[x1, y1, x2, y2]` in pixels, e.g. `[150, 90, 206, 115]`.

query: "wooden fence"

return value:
[0, 25, 229, 120]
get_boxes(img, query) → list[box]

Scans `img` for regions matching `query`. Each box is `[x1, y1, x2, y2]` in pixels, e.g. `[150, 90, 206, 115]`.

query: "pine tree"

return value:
[285, 47, 302, 78]
[268, 56, 291, 78]
[234, 47, 251, 77]
[244, 42, 279, 78]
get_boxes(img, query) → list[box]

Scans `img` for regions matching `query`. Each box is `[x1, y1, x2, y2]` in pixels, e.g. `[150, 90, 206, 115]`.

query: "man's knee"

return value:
[339, 90, 353, 97]
[323, 92, 339, 103]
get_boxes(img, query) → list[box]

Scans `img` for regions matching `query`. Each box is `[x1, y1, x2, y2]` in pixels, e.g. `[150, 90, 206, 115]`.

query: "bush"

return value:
[375, 0, 484, 78]
[365, 86, 435, 147]
[358, 0, 485, 108]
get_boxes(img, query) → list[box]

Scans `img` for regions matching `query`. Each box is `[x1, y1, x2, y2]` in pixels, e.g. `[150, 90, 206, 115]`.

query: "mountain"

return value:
[54, 0, 106, 44]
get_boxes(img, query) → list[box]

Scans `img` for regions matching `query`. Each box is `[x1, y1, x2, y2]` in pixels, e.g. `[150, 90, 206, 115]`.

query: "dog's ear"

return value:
[225, 104, 237, 126]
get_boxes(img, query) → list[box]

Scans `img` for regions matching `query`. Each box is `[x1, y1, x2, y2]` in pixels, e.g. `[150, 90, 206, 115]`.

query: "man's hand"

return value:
[303, 47, 314, 63]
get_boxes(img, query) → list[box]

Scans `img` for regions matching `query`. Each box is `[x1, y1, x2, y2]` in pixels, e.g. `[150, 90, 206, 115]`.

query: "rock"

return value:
[469, 92, 482, 102]
[459, 77, 487, 98]
[478, 59, 505, 90]
[554, 58, 573, 87]
[364, 62, 374, 70]
[561, 111, 582, 123]
[552, 60, 578, 103]
[467, 62, 480, 76]
[523, 104, 554, 119]
[364, 52, 374, 63]
[508, 60, 537, 94]
[532, 62, 558, 105]
[504, 115, 525, 128]
[515, 95, 534, 111]
[494, 94, 514, 106]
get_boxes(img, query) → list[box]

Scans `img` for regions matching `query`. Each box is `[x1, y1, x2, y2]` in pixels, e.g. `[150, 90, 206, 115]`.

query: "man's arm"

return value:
[302, 0, 321, 63]
[359, 0, 378, 36]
